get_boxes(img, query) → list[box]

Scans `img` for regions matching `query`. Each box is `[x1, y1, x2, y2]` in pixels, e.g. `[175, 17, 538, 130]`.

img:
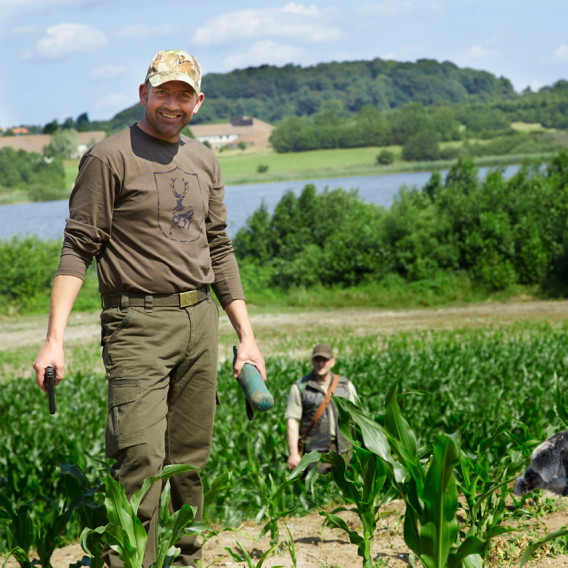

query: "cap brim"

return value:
[147, 71, 201, 94]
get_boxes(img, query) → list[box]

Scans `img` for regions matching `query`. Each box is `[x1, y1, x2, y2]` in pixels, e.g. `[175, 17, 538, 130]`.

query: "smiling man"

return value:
[285, 343, 357, 474]
[33, 50, 265, 568]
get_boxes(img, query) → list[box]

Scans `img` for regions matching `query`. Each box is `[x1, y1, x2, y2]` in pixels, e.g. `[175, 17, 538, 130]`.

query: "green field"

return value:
[2, 310, 568, 566]
[62, 145, 547, 191]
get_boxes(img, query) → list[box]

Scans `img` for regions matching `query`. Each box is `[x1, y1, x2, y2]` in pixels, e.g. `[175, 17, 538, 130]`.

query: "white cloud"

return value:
[282, 1, 319, 16]
[92, 64, 126, 80]
[466, 44, 499, 59]
[115, 24, 181, 39]
[36, 23, 107, 58]
[552, 44, 568, 63]
[223, 40, 306, 70]
[355, 1, 415, 17]
[94, 92, 131, 111]
[194, 4, 342, 46]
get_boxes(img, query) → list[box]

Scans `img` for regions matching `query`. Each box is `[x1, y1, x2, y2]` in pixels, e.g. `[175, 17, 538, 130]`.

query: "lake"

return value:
[0, 165, 519, 241]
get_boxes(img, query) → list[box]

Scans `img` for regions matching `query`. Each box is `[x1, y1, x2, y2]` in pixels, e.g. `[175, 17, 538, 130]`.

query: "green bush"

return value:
[27, 184, 68, 202]
[0, 147, 65, 192]
[376, 149, 394, 165]
[234, 151, 568, 295]
[0, 236, 61, 313]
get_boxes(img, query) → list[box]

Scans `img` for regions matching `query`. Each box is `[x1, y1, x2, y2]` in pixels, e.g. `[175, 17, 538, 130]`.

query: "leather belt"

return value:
[101, 287, 209, 309]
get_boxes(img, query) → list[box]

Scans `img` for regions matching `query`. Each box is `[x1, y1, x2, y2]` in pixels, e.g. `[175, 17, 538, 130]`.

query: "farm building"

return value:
[190, 117, 274, 151]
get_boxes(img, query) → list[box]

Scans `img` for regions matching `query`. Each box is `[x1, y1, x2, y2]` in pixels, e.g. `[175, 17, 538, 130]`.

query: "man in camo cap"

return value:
[33, 49, 266, 568]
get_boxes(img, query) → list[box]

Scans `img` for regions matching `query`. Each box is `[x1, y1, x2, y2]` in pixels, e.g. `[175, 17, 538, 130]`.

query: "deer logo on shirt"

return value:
[154, 167, 205, 243]
[169, 177, 194, 234]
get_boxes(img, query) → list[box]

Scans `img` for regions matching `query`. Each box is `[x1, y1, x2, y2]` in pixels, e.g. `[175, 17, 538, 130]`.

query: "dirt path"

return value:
[3, 298, 568, 355]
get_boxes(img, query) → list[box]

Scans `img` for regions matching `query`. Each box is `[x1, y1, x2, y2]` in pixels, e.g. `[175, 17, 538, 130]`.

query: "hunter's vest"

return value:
[296, 372, 351, 455]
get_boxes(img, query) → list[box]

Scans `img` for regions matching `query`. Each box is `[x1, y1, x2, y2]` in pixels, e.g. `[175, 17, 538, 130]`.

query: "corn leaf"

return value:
[520, 528, 568, 567]
[419, 434, 460, 568]
[335, 397, 407, 483]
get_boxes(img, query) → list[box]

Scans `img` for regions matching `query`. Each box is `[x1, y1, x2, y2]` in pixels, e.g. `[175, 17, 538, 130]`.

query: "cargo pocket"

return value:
[100, 308, 138, 374]
[105, 379, 147, 458]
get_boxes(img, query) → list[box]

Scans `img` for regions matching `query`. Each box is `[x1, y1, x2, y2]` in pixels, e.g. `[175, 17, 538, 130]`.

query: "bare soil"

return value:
[9, 497, 568, 568]
[3, 298, 568, 567]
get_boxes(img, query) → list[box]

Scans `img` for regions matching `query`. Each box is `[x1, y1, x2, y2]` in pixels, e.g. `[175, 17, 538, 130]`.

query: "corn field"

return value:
[1, 319, 568, 567]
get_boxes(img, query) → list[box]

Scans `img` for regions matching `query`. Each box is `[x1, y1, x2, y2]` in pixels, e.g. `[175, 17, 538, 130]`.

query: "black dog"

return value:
[514, 429, 568, 496]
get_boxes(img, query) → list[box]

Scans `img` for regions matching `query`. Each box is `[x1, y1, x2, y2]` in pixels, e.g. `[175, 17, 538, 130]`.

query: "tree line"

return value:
[9, 57, 568, 160]
[45, 57, 517, 134]
[268, 98, 568, 157]
[27, 58, 567, 163]
[234, 151, 568, 296]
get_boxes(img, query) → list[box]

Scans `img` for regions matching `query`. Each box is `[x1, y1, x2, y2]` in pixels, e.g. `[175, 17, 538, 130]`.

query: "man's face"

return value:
[138, 80, 204, 143]
[312, 355, 335, 379]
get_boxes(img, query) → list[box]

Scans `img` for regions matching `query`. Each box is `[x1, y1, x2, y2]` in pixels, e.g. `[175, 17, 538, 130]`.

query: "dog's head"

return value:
[514, 466, 544, 496]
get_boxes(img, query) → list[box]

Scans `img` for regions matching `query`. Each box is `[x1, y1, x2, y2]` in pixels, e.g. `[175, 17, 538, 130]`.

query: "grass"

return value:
[60, 145, 554, 192]
[216, 147, 553, 186]
[63, 159, 79, 190]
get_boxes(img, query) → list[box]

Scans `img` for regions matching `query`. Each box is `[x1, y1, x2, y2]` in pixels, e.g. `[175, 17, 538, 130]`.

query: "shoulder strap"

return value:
[308, 373, 341, 430]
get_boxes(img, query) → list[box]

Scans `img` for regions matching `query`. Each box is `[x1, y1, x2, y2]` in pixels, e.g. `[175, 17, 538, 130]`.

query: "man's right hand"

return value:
[32, 274, 83, 393]
[33, 342, 64, 393]
[287, 452, 301, 471]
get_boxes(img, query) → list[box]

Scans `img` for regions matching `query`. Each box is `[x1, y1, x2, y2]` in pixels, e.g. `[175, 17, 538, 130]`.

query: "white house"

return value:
[190, 117, 274, 151]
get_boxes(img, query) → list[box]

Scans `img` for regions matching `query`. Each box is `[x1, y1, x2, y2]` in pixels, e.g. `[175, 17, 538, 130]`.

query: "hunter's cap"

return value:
[145, 50, 202, 94]
[312, 343, 334, 360]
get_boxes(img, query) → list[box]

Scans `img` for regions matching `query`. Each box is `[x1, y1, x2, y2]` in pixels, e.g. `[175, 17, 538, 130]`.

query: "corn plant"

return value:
[224, 540, 283, 568]
[330, 382, 516, 568]
[282, 521, 298, 568]
[0, 463, 102, 568]
[519, 527, 568, 567]
[319, 450, 391, 568]
[254, 472, 295, 546]
[0, 495, 35, 568]
[455, 422, 525, 550]
[375, 383, 489, 568]
[81, 464, 211, 568]
[286, 396, 404, 568]
[292, 415, 399, 568]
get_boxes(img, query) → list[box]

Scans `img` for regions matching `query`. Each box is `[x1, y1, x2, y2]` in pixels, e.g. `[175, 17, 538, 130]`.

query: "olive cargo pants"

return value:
[101, 292, 219, 567]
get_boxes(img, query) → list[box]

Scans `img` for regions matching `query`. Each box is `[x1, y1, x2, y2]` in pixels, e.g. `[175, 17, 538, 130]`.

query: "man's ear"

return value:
[139, 83, 148, 107]
[193, 92, 205, 114]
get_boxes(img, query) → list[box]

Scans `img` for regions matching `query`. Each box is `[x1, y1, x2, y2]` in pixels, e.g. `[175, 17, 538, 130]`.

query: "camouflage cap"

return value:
[312, 343, 333, 360]
[145, 50, 202, 94]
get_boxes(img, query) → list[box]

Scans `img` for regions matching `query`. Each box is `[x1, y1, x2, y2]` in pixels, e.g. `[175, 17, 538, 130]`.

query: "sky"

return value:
[1, 0, 567, 128]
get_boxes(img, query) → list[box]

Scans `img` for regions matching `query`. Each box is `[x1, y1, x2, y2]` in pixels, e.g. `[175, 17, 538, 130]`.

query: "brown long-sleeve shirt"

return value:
[56, 124, 244, 308]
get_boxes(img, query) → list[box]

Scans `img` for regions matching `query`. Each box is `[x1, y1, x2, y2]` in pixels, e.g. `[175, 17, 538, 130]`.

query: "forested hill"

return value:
[106, 57, 516, 131]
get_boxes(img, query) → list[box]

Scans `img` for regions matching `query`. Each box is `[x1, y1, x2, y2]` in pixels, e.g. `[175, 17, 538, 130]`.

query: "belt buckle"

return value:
[179, 290, 197, 307]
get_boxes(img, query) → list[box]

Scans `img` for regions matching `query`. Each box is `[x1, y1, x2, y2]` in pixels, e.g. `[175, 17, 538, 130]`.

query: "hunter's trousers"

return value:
[100, 290, 219, 567]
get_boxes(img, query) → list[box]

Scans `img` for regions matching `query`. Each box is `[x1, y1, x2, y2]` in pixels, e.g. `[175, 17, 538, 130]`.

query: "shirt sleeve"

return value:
[56, 154, 116, 280]
[206, 156, 245, 308]
[284, 384, 303, 422]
